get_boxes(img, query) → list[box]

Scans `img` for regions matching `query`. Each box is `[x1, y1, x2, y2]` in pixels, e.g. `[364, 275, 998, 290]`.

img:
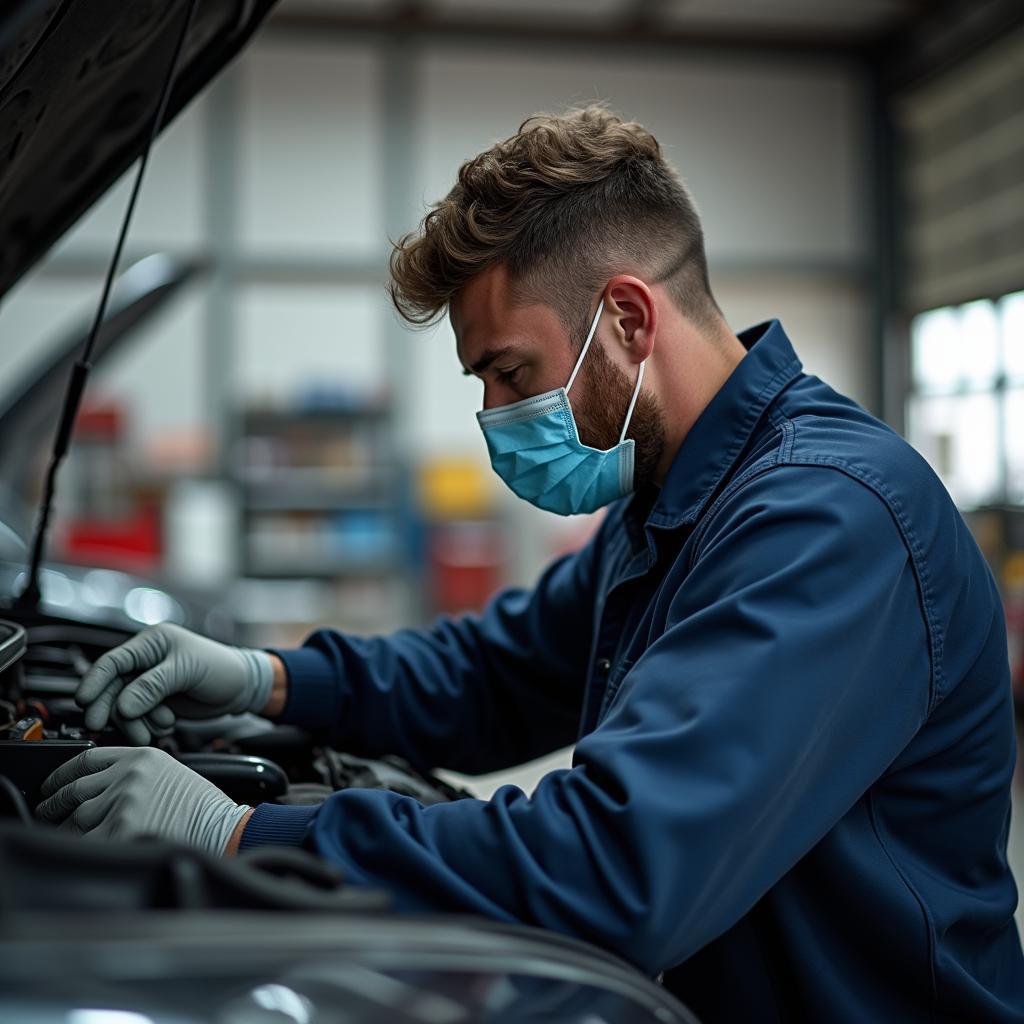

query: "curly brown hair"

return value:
[388, 104, 719, 344]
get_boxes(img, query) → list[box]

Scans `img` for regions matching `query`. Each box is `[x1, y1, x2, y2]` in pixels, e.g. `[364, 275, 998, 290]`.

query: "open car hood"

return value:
[0, 0, 279, 301]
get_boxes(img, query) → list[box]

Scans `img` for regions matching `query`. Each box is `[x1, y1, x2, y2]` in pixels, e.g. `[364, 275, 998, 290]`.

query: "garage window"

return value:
[907, 290, 1024, 508]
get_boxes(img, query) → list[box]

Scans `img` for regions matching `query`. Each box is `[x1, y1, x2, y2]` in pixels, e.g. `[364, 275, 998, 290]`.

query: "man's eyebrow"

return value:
[462, 345, 515, 377]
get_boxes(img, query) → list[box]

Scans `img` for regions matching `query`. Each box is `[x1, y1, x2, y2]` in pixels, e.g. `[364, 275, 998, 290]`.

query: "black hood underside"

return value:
[0, 0, 279, 302]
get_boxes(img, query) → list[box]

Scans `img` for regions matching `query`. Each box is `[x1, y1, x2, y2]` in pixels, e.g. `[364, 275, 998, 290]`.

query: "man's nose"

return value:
[481, 384, 500, 411]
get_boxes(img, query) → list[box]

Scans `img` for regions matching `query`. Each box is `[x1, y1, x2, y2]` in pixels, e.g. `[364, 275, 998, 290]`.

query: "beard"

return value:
[571, 340, 666, 491]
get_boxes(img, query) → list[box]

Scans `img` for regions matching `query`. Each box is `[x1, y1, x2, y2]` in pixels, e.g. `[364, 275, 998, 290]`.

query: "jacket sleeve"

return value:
[269, 516, 608, 775]
[241, 466, 932, 973]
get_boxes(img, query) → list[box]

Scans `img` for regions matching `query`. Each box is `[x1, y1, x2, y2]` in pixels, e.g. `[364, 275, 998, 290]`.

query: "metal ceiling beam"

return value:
[626, 0, 671, 31]
[266, 7, 880, 60]
[871, 0, 1024, 93]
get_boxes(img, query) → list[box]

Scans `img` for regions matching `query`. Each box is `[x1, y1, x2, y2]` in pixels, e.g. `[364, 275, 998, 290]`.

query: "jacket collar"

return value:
[643, 319, 803, 531]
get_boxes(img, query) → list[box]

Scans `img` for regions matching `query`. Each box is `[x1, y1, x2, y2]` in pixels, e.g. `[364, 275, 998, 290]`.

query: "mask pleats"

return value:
[477, 350, 643, 514]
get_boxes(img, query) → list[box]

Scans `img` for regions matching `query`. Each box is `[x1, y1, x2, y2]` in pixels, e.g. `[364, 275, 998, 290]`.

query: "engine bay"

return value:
[0, 615, 469, 826]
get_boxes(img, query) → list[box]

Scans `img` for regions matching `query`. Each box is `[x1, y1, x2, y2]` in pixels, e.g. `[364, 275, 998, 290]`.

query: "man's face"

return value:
[453, 264, 666, 489]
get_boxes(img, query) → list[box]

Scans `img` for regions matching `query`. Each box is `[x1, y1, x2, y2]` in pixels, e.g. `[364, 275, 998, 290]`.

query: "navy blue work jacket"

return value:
[241, 321, 1024, 1022]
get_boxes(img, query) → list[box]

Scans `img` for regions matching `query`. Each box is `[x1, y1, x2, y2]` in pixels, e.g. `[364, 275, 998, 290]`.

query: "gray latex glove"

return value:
[36, 746, 250, 854]
[76, 623, 274, 746]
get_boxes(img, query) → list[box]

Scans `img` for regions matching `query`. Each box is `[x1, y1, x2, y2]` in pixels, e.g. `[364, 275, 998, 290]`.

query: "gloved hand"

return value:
[76, 623, 274, 746]
[36, 746, 250, 854]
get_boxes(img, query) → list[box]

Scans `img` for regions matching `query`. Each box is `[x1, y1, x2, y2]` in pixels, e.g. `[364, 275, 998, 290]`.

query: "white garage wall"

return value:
[235, 282, 389, 403]
[91, 290, 208, 451]
[714, 270, 873, 408]
[415, 48, 867, 264]
[237, 41, 385, 259]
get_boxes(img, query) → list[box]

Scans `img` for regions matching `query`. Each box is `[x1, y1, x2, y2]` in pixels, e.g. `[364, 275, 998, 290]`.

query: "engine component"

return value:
[0, 620, 25, 698]
[177, 752, 289, 806]
[7, 716, 43, 740]
[0, 737, 94, 810]
[314, 750, 474, 806]
[0, 820, 389, 913]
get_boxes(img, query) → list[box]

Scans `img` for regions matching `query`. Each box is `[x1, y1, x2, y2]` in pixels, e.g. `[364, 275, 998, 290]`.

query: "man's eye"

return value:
[497, 366, 523, 386]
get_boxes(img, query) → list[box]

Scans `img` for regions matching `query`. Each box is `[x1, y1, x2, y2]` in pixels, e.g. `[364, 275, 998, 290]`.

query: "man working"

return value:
[37, 106, 1024, 1020]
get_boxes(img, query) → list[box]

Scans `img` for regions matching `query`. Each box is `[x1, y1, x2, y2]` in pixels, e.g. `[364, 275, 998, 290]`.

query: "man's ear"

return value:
[605, 276, 656, 364]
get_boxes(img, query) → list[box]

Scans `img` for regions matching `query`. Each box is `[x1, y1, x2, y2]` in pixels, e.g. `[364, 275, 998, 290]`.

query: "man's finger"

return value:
[35, 766, 115, 823]
[58, 794, 108, 836]
[39, 746, 124, 799]
[145, 705, 176, 739]
[85, 688, 176, 738]
[83, 676, 127, 731]
[112, 709, 152, 746]
[76, 631, 165, 707]
[148, 704, 175, 729]
[116, 664, 186, 721]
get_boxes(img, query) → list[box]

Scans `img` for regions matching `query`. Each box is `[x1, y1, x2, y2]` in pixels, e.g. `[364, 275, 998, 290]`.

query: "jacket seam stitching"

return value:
[766, 406, 796, 464]
[782, 455, 943, 712]
[687, 455, 942, 711]
[684, 408, 792, 559]
[868, 790, 939, 1021]
[688, 448, 783, 562]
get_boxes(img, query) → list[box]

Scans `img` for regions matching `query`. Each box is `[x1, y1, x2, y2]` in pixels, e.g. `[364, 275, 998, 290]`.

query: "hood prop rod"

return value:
[17, 0, 201, 613]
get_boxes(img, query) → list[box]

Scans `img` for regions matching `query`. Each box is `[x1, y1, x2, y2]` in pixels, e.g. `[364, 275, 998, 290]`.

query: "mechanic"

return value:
[37, 106, 1024, 1020]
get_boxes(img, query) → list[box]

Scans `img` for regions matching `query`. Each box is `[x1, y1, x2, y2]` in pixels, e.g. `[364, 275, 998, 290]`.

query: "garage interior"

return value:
[1, 0, 1023, 1000]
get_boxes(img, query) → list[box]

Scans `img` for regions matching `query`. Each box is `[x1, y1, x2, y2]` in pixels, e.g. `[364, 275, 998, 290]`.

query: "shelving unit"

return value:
[230, 402, 413, 646]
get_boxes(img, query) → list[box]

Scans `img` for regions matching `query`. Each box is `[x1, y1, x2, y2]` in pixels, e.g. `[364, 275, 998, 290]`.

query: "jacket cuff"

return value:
[267, 645, 343, 729]
[238, 802, 319, 851]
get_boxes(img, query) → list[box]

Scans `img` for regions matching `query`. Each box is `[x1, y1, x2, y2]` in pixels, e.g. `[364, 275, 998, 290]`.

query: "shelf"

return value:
[242, 405, 390, 428]
[244, 559, 399, 579]
[235, 465, 393, 487]
[230, 577, 408, 639]
[235, 466, 400, 514]
[243, 486, 394, 512]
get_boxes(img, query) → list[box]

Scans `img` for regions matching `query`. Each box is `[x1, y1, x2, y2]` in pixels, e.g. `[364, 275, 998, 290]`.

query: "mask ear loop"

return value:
[618, 359, 646, 444]
[565, 298, 605, 395]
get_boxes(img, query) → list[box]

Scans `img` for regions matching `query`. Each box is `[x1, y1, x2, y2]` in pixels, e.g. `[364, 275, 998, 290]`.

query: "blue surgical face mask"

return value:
[476, 297, 646, 516]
